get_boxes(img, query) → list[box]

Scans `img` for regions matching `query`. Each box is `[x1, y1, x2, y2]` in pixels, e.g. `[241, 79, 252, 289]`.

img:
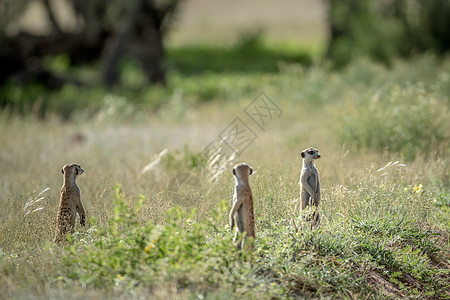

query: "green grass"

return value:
[0, 51, 449, 298]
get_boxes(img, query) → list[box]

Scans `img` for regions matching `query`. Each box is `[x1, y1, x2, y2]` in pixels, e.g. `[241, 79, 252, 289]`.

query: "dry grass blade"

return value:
[24, 187, 50, 217]
[205, 139, 237, 183]
[141, 148, 169, 174]
[376, 161, 406, 175]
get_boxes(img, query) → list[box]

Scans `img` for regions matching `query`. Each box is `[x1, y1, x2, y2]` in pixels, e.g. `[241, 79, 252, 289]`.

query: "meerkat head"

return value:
[233, 163, 253, 182]
[301, 147, 321, 162]
[61, 163, 84, 177]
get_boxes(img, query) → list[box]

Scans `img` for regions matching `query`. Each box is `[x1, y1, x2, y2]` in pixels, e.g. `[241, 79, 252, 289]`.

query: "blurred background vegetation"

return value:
[1, 0, 449, 109]
[1, 0, 449, 158]
[327, 0, 450, 66]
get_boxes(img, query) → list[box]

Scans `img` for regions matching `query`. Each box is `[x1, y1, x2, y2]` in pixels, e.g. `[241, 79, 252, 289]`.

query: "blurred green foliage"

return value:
[327, 0, 450, 66]
[340, 82, 449, 160]
[0, 40, 310, 117]
[167, 36, 311, 75]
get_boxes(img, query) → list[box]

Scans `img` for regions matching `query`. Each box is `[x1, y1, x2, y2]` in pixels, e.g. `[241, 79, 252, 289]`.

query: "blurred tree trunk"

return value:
[325, 0, 358, 58]
[0, 0, 180, 88]
[103, 0, 177, 86]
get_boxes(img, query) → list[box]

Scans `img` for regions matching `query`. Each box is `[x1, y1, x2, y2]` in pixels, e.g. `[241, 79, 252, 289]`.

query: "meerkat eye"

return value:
[308, 150, 315, 155]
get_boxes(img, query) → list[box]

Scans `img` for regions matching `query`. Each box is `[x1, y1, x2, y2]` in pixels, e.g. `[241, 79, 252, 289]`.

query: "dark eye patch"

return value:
[308, 150, 315, 155]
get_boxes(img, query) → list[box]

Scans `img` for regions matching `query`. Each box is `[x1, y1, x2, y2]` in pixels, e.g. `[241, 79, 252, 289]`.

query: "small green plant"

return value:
[64, 185, 278, 297]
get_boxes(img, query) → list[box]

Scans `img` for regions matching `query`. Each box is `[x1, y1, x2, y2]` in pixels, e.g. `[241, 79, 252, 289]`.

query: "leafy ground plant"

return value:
[63, 185, 283, 298]
[56, 183, 450, 299]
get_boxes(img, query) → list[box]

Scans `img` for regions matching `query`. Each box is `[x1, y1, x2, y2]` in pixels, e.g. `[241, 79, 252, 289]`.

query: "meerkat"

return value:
[299, 147, 321, 226]
[54, 163, 86, 243]
[229, 163, 255, 250]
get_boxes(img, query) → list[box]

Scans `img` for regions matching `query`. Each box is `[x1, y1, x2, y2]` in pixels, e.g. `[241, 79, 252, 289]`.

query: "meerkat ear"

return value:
[301, 151, 305, 158]
[233, 168, 236, 175]
[249, 168, 253, 175]
[61, 168, 64, 174]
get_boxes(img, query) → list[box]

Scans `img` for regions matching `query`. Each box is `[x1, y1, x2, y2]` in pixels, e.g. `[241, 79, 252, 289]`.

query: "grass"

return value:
[0, 50, 449, 298]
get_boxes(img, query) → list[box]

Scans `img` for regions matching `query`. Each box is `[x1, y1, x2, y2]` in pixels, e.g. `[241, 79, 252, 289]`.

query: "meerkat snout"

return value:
[76, 166, 84, 175]
[301, 148, 321, 160]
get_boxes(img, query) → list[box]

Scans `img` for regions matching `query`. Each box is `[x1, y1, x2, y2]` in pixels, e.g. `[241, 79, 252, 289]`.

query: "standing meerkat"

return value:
[54, 163, 86, 243]
[229, 163, 255, 250]
[299, 147, 321, 226]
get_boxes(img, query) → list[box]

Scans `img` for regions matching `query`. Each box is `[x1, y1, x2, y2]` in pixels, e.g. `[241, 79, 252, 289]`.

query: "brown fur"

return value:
[229, 163, 255, 250]
[54, 163, 86, 243]
[299, 147, 321, 226]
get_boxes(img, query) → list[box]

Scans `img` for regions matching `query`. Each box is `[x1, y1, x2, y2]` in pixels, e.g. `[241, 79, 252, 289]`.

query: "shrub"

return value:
[64, 185, 277, 297]
[340, 83, 449, 159]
